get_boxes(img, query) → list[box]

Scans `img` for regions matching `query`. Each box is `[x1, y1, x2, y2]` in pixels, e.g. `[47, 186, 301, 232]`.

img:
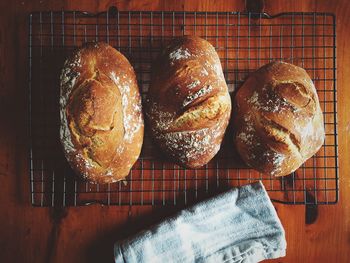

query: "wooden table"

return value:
[0, 0, 349, 262]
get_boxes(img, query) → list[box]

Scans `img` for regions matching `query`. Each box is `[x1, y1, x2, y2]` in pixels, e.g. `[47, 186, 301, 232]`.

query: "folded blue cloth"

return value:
[114, 181, 286, 263]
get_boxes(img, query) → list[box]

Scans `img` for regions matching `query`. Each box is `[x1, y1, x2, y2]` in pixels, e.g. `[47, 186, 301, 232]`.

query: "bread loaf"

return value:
[233, 61, 325, 177]
[146, 36, 232, 168]
[60, 42, 144, 183]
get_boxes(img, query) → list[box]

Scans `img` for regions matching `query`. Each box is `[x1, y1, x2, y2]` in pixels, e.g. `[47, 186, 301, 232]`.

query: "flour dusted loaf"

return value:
[60, 42, 144, 183]
[233, 61, 325, 177]
[146, 36, 232, 168]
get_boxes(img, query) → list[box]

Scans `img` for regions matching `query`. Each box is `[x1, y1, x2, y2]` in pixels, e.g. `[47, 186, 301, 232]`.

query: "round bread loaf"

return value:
[146, 36, 232, 168]
[233, 61, 325, 177]
[60, 42, 144, 183]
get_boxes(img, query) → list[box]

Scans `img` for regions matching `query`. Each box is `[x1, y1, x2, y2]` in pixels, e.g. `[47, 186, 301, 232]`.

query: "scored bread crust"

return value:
[146, 36, 232, 168]
[60, 42, 144, 183]
[233, 61, 325, 177]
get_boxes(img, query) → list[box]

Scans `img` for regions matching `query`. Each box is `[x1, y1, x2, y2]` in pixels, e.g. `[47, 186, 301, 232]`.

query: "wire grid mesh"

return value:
[29, 10, 338, 206]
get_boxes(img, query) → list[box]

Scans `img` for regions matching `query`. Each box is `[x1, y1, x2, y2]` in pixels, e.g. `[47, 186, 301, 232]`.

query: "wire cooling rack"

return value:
[28, 9, 338, 206]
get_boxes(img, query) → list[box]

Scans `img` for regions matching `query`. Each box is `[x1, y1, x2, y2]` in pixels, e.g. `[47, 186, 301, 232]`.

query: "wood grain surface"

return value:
[0, 0, 349, 262]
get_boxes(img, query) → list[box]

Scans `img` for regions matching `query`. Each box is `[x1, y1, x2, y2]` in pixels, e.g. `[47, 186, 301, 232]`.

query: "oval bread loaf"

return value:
[146, 36, 232, 168]
[60, 42, 144, 183]
[233, 61, 325, 177]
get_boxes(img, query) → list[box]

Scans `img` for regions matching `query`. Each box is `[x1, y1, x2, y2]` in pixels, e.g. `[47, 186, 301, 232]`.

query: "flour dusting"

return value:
[115, 80, 142, 143]
[247, 91, 289, 112]
[187, 80, 200, 89]
[263, 151, 286, 175]
[213, 63, 222, 76]
[147, 101, 175, 131]
[105, 169, 113, 176]
[59, 52, 82, 154]
[149, 108, 226, 164]
[237, 132, 254, 145]
[158, 127, 214, 163]
[75, 153, 95, 178]
[182, 85, 213, 108]
[237, 114, 255, 146]
[201, 68, 209, 76]
[169, 47, 191, 61]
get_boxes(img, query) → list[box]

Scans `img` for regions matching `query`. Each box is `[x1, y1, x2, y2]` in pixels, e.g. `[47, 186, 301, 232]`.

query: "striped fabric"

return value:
[114, 181, 286, 263]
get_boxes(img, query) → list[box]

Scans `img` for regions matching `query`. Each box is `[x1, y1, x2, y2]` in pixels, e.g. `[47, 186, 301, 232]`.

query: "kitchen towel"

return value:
[114, 181, 286, 263]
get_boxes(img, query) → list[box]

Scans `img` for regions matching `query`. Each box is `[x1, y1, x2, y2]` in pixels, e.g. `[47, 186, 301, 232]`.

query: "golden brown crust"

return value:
[146, 36, 232, 168]
[60, 42, 144, 183]
[233, 61, 325, 177]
